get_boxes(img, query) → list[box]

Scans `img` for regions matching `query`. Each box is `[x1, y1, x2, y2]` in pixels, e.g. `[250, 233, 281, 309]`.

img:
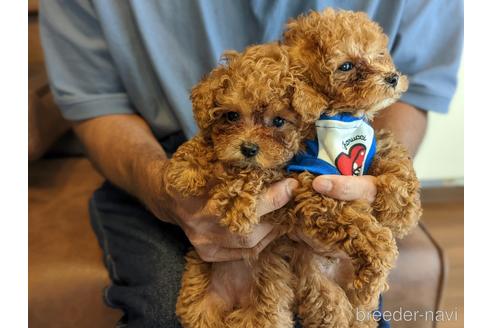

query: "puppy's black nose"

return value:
[240, 143, 259, 158]
[385, 74, 399, 88]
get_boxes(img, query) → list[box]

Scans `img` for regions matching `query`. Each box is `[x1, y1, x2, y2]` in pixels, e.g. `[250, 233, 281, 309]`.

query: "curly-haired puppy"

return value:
[166, 43, 327, 328]
[283, 9, 423, 327]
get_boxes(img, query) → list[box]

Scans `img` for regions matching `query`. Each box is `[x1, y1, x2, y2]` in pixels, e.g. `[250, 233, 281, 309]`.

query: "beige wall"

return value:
[413, 58, 464, 186]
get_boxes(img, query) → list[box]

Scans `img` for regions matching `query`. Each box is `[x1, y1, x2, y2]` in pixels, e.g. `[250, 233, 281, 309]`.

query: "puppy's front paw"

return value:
[373, 173, 422, 238]
[166, 165, 208, 197]
[220, 195, 258, 234]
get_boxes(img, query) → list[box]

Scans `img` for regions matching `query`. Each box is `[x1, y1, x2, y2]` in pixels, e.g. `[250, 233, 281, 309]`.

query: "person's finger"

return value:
[216, 229, 282, 262]
[247, 228, 281, 257]
[220, 222, 274, 249]
[295, 229, 329, 252]
[196, 229, 278, 262]
[196, 245, 244, 262]
[256, 178, 299, 217]
[295, 230, 350, 259]
[312, 175, 377, 202]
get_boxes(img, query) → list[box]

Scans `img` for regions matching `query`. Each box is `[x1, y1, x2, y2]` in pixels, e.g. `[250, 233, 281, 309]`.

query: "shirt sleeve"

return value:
[392, 0, 463, 113]
[39, 0, 135, 121]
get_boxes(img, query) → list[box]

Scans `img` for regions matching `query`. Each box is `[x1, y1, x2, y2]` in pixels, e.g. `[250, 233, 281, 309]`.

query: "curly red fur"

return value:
[290, 171, 397, 309]
[369, 130, 422, 238]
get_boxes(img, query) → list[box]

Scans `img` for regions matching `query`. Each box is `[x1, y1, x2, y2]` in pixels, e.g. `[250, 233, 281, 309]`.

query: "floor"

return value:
[421, 187, 464, 328]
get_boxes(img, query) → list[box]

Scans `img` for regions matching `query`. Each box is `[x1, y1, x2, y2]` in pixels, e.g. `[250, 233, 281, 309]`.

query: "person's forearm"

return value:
[73, 114, 171, 220]
[372, 101, 428, 157]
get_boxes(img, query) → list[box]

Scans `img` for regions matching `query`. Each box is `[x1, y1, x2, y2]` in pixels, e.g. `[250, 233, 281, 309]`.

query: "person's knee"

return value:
[88, 182, 189, 327]
[102, 239, 186, 328]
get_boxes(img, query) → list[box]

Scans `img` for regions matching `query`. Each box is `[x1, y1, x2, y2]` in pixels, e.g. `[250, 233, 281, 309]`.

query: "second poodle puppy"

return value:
[283, 8, 422, 327]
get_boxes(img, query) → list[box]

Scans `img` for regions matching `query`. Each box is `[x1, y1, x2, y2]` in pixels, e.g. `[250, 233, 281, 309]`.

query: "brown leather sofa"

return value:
[28, 7, 445, 327]
[29, 158, 121, 327]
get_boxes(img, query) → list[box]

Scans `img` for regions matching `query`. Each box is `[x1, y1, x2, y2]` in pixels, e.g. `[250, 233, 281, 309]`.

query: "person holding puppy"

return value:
[40, 0, 463, 327]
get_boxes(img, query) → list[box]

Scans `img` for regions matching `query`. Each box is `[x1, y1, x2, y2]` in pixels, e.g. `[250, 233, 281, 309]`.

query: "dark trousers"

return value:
[90, 181, 189, 327]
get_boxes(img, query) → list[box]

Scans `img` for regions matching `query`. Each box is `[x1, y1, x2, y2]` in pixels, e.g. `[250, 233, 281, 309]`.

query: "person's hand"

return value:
[147, 165, 299, 262]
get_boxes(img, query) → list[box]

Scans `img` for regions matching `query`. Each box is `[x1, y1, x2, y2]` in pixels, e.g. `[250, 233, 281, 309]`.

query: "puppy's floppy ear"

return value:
[191, 66, 231, 131]
[191, 51, 239, 130]
[291, 81, 327, 123]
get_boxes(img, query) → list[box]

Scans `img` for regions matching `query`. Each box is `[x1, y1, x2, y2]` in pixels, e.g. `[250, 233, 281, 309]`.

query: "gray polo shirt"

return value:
[40, 0, 463, 140]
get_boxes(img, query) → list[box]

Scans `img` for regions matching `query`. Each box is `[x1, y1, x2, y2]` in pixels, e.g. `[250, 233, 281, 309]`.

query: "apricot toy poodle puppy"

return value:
[165, 43, 327, 328]
[283, 9, 423, 327]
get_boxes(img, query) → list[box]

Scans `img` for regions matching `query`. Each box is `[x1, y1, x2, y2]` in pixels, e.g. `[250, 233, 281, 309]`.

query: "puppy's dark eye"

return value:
[272, 117, 285, 128]
[226, 111, 240, 122]
[338, 62, 354, 72]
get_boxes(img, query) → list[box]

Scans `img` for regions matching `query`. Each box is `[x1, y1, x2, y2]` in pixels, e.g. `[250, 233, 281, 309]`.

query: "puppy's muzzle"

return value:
[385, 74, 399, 88]
[240, 142, 259, 158]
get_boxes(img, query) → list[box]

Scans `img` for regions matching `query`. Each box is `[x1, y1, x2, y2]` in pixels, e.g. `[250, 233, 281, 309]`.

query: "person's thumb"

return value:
[312, 175, 376, 202]
[256, 178, 298, 217]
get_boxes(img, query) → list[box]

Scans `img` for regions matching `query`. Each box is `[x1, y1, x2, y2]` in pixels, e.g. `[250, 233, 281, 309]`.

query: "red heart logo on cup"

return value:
[335, 143, 367, 176]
